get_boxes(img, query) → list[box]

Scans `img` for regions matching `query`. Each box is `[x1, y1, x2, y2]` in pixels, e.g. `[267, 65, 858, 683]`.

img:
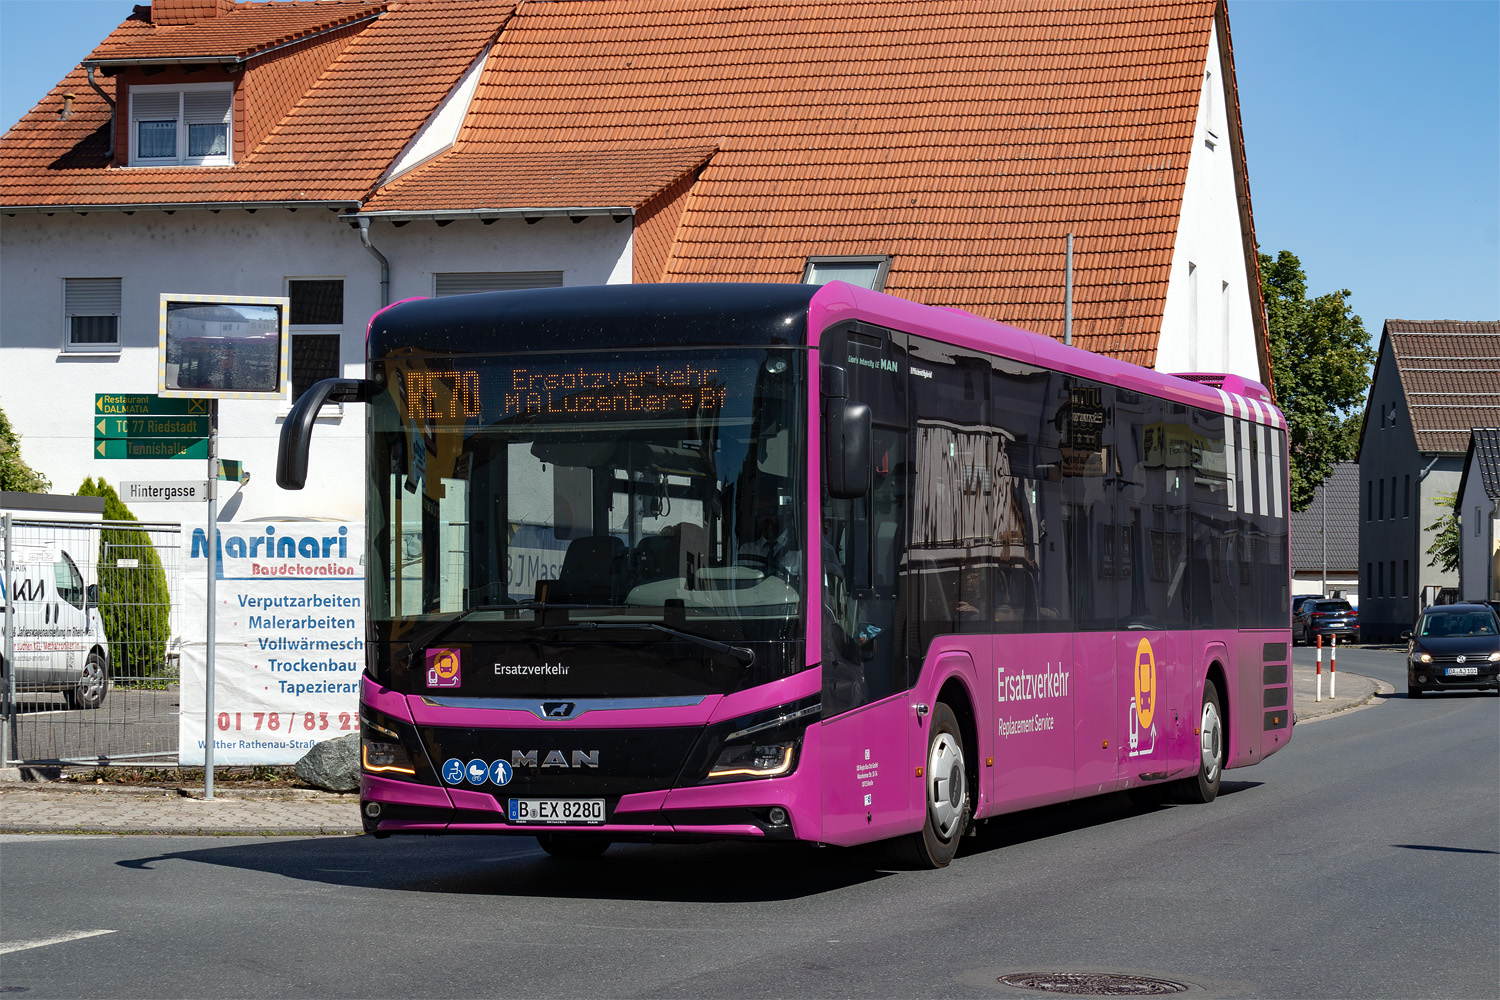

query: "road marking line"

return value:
[0, 929, 116, 955]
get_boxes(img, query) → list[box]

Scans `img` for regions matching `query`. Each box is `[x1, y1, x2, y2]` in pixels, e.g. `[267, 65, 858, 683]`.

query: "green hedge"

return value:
[77, 478, 172, 679]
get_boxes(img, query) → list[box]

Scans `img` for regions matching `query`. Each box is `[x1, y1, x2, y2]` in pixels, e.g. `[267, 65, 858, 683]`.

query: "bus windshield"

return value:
[368, 345, 806, 653]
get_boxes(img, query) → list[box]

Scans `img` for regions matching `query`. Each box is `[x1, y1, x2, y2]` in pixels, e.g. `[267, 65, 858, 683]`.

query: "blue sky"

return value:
[2, 0, 1497, 338]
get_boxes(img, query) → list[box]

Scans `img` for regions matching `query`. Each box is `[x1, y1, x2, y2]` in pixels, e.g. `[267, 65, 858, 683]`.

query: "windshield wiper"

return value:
[544, 621, 755, 668]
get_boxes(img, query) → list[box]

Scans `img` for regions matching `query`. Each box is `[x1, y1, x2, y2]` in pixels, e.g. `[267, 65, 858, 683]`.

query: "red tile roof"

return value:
[1386, 320, 1500, 455]
[2, 0, 1260, 369]
[85, 2, 385, 64]
[362, 146, 718, 215]
[0, 1, 513, 206]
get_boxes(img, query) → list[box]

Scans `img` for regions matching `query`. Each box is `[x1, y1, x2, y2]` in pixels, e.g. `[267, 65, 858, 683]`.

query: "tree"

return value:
[1426, 491, 1460, 574]
[0, 405, 51, 493]
[77, 478, 173, 680]
[1261, 250, 1376, 512]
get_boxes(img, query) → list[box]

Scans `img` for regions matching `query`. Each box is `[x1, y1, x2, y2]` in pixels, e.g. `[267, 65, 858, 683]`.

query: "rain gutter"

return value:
[344, 207, 635, 225]
[2, 201, 360, 215]
[84, 65, 115, 160]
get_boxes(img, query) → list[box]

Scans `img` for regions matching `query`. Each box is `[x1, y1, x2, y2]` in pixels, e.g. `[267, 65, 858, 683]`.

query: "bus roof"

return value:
[366, 281, 1283, 429]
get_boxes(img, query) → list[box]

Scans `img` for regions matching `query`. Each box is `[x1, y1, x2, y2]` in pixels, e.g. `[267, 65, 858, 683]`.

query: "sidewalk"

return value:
[1291, 662, 1387, 724]
[0, 665, 1386, 836]
[0, 784, 362, 836]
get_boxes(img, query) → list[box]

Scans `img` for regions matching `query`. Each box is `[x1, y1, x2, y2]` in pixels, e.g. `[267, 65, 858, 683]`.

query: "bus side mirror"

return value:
[825, 398, 872, 499]
[277, 378, 373, 490]
[86, 584, 99, 609]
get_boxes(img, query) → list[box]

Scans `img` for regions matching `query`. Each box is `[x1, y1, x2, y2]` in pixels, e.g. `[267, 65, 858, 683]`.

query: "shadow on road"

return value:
[957, 782, 1262, 860]
[114, 834, 890, 902]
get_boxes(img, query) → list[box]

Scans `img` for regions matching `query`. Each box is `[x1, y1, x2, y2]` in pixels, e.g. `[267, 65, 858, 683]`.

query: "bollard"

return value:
[1314, 632, 1326, 704]
[1330, 635, 1337, 698]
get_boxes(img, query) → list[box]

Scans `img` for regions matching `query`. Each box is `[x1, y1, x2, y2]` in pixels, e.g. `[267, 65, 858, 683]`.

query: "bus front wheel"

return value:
[1173, 683, 1224, 804]
[889, 701, 970, 869]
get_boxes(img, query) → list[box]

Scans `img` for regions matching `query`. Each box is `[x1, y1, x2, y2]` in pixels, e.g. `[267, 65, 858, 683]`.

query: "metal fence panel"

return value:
[2, 517, 182, 766]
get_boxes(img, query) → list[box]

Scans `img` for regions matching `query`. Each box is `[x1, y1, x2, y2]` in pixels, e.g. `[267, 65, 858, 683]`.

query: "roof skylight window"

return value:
[801, 256, 891, 292]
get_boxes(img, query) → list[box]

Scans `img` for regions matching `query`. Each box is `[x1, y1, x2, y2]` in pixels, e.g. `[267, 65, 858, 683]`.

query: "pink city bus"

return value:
[278, 281, 1292, 867]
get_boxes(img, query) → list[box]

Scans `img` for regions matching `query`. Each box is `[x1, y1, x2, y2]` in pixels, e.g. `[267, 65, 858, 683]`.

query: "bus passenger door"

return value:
[819, 324, 916, 845]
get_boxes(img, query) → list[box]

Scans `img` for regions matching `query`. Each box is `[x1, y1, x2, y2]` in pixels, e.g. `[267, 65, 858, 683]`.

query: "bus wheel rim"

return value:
[928, 732, 965, 839]
[1200, 699, 1222, 783]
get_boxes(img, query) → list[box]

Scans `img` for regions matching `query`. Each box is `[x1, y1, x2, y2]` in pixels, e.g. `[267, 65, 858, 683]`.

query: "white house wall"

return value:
[1458, 461, 1494, 601]
[0, 210, 633, 525]
[1154, 20, 1258, 382]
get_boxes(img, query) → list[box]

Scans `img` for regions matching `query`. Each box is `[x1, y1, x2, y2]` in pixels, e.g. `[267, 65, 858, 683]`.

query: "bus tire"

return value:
[890, 702, 970, 869]
[65, 652, 109, 710]
[536, 834, 610, 859]
[1173, 683, 1224, 804]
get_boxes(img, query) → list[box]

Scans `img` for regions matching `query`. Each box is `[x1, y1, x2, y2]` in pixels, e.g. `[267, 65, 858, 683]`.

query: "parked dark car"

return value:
[1293, 598, 1359, 646]
[1404, 603, 1500, 698]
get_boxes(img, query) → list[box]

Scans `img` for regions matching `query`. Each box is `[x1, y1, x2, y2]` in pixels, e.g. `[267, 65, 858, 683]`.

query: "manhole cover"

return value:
[999, 973, 1188, 996]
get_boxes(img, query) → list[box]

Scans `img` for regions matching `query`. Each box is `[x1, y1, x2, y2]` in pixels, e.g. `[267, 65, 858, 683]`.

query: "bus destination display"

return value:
[403, 364, 730, 424]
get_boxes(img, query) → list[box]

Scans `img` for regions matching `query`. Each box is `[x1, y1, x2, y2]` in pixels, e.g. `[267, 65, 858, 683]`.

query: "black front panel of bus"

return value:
[368, 283, 819, 358]
[368, 636, 803, 697]
[417, 725, 703, 802]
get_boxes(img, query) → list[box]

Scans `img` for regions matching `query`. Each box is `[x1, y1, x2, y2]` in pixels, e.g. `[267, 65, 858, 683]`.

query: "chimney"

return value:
[60, 93, 75, 119]
[151, 0, 235, 26]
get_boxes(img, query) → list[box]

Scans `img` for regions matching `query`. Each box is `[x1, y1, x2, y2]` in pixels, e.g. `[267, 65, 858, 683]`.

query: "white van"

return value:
[1, 495, 111, 709]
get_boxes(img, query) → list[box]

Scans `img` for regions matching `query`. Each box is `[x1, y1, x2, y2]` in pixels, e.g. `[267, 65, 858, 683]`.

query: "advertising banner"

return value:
[178, 521, 364, 765]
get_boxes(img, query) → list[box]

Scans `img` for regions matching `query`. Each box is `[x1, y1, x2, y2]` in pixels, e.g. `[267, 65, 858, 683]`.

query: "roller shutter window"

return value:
[130, 86, 232, 165]
[64, 277, 121, 351]
[433, 272, 564, 297]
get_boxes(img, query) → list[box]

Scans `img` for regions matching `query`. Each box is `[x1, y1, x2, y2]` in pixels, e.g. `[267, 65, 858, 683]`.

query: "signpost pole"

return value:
[204, 401, 218, 800]
[3, 513, 15, 768]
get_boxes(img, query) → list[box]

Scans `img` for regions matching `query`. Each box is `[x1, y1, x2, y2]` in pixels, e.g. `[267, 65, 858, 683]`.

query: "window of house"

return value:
[1377, 561, 1384, 598]
[1378, 478, 1385, 520]
[129, 84, 233, 166]
[63, 277, 121, 352]
[1366, 561, 1373, 595]
[1404, 475, 1411, 517]
[1365, 480, 1372, 521]
[801, 256, 892, 292]
[288, 279, 343, 402]
[1403, 559, 1409, 597]
[1477, 507, 1483, 536]
[433, 271, 563, 296]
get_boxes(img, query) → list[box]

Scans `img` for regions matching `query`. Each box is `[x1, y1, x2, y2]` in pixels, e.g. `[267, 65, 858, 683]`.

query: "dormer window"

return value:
[129, 83, 233, 166]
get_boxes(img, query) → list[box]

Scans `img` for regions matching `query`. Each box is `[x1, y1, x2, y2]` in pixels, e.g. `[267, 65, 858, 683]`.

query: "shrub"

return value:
[76, 478, 172, 680]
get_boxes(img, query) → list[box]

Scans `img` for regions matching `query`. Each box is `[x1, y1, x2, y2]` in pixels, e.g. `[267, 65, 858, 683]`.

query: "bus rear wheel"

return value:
[888, 702, 970, 869]
[1172, 683, 1224, 804]
[536, 834, 610, 859]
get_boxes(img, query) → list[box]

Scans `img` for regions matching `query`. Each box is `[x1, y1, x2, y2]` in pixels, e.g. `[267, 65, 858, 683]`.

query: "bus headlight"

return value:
[694, 698, 818, 785]
[360, 712, 418, 778]
[707, 742, 797, 780]
[362, 739, 416, 775]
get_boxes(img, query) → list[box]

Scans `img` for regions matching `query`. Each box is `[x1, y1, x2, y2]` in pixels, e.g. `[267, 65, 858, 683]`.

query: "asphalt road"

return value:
[2, 648, 1496, 1000]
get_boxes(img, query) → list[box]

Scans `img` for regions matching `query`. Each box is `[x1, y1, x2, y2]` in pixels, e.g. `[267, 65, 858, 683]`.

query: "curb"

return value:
[1296, 673, 1391, 725]
[0, 783, 355, 802]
